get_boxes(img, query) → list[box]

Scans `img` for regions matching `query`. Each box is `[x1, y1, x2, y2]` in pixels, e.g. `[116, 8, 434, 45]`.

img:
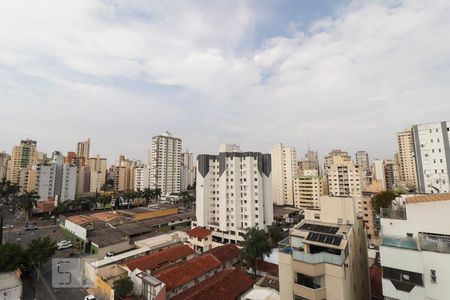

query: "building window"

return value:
[431, 270, 437, 283]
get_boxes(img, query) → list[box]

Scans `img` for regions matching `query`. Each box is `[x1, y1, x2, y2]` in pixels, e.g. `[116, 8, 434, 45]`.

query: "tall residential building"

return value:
[7, 139, 37, 184]
[293, 169, 325, 209]
[0, 152, 10, 180]
[76, 165, 91, 195]
[355, 151, 370, 176]
[60, 163, 77, 202]
[372, 159, 397, 190]
[195, 144, 273, 243]
[278, 195, 370, 300]
[271, 143, 297, 205]
[114, 155, 136, 192]
[88, 155, 107, 192]
[379, 193, 450, 299]
[134, 165, 151, 191]
[412, 121, 450, 194]
[34, 164, 56, 201]
[181, 149, 195, 191]
[149, 131, 182, 195]
[298, 150, 320, 175]
[76, 138, 90, 163]
[397, 128, 417, 189]
[326, 151, 361, 197]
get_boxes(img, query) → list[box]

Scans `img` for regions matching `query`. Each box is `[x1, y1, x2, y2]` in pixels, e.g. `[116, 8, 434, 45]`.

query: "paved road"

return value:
[2, 225, 62, 247]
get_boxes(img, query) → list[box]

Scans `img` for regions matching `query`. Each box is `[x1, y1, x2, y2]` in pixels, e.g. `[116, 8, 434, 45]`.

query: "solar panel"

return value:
[306, 232, 343, 247]
[299, 223, 339, 234]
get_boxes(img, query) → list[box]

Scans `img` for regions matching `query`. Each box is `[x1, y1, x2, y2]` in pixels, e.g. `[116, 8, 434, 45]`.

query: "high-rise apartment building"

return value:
[76, 165, 91, 195]
[397, 128, 417, 189]
[7, 139, 37, 184]
[114, 155, 136, 192]
[271, 143, 297, 205]
[88, 155, 107, 193]
[181, 149, 195, 191]
[0, 152, 10, 180]
[372, 159, 397, 190]
[412, 121, 450, 194]
[355, 151, 370, 176]
[149, 131, 182, 195]
[293, 169, 325, 209]
[278, 196, 370, 300]
[379, 193, 450, 299]
[326, 151, 361, 197]
[76, 138, 90, 163]
[60, 163, 77, 202]
[298, 150, 320, 176]
[195, 144, 273, 243]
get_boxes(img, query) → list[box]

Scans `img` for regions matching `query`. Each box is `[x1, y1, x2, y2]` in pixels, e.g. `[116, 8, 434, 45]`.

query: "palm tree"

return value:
[87, 195, 98, 211]
[74, 197, 83, 214]
[0, 179, 20, 245]
[99, 194, 112, 209]
[142, 188, 151, 206]
[153, 188, 161, 202]
[18, 190, 39, 221]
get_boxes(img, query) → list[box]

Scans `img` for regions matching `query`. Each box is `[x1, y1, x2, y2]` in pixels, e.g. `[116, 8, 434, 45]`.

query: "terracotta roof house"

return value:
[206, 243, 240, 267]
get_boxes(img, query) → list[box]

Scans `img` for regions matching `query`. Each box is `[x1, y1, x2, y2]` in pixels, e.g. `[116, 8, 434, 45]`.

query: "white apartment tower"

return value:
[271, 143, 297, 205]
[379, 193, 450, 299]
[149, 131, 182, 195]
[88, 155, 107, 192]
[326, 151, 361, 197]
[181, 149, 195, 191]
[397, 128, 417, 188]
[134, 165, 151, 191]
[412, 121, 450, 194]
[195, 144, 273, 243]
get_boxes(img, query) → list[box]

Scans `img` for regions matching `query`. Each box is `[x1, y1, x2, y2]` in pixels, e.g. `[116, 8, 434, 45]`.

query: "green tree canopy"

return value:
[18, 190, 40, 220]
[372, 190, 398, 213]
[113, 276, 134, 299]
[0, 242, 24, 272]
[239, 227, 271, 277]
[267, 223, 287, 248]
[25, 236, 57, 268]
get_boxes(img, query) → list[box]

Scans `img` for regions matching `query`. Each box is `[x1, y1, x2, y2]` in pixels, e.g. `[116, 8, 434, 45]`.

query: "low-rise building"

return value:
[0, 271, 22, 300]
[118, 205, 178, 221]
[241, 275, 280, 300]
[187, 227, 213, 253]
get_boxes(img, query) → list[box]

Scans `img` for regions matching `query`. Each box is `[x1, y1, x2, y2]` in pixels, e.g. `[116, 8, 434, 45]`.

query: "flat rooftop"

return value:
[291, 220, 352, 250]
[87, 227, 128, 247]
[406, 193, 450, 204]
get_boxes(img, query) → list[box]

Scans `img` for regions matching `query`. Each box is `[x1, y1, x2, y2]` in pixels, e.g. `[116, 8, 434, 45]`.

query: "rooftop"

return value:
[256, 260, 278, 275]
[206, 243, 240, 264]
[65, 215, 98, 226]
[0, 272, 21, 290]
[122, 244, 195, 272]
[155, 254, 221, 291]
[87, 227, 128, 248]
[255, 275, 279, 292]
[171, 269, 254, 300]
[187, 227, 212, 239]
[90, 211, 123, 222]
[406, 193, 450, 204]
[290, 220, 351, 250]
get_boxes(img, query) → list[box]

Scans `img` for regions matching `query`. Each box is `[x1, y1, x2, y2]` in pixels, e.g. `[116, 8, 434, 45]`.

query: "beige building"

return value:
[7, 139, 37, 185]
[271, 143, 297, 205]
[293, 170, 325, 209]
[397, 128, 417, 189]
[76, 138, 90, 163]
[278, 196, 370, 300]
[114, 156, 136, 192]
[88, 155, 107, 192]
[326, 152, 361, 197]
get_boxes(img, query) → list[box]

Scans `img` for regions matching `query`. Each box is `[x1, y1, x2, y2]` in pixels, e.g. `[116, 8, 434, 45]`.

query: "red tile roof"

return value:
[122, 244, 194, 272]
[187, 227, 212, 239]
[155, 254, 221, 291]
[171, 269, 255, 300]
[256, 260, 278, 275]
[206, 244, 240, 264]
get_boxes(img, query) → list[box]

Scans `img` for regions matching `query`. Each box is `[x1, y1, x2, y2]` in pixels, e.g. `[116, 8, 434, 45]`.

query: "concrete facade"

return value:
[271, 143, 297, 206]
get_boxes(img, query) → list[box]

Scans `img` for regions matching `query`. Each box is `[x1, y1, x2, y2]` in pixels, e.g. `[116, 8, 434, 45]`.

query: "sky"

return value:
[1, 0, 450, 164]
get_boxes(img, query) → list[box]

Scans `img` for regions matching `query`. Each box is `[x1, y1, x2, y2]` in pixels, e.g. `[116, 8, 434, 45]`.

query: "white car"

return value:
[57, 241, 72, 250]
[84, 296, 96, 300]
[2, 225, 13, 229]
[57, 240, 70, 246]
[104, 252, 115, 259]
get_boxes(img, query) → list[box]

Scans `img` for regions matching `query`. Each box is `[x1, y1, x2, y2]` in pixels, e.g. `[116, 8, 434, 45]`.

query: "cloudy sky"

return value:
[1, 0, 449, 164]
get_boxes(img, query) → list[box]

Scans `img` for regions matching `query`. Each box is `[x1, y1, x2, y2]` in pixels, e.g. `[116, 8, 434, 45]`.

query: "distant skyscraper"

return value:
[114, 155, 136, 192]
[195, 144, 273, 243]
[0, 152, 10, 180]
[7, 139, 37, 184]
[413, 121, 450, 193]
[76, 138, 90, 164]
[88, 154, 107, 192]
[326, 150, 361, 197]
[293, 169, 325, 209]
[149, 131, 182, 195]
[181, 149, 194, 191]
[396, 127, 417, 190]
[298, 150, 320, 175]
[372, 159, 396, 190]
[271, 143, 297, 205]
[355, 151, 370, 176]
[134, 165, 151, 191]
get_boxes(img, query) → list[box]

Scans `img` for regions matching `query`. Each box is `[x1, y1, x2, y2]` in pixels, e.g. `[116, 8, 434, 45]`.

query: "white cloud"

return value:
[0, 0, 449, 162]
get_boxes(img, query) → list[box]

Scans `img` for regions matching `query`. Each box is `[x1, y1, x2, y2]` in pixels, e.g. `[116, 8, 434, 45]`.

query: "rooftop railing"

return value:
[418, 233, 450, 254]
[381, 234, 418, 250]
[380, 208, 407, 220]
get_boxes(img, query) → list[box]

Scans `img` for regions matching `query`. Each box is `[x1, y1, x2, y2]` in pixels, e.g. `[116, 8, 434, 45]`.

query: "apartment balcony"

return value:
[380, 208, 407, 220]
[278, 238, 345, 266]
[418, 233, 450, 254]
[381, 234, 418, 250]
[293, 283, 326, 300]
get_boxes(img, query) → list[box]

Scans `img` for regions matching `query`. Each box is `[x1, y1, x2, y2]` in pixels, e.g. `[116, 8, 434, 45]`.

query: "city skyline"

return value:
[2, 1, 450, 162]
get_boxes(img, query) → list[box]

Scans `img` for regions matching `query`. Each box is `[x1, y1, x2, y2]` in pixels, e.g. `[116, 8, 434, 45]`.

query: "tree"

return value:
[0, 242, 24, 272]
[25, 236, 57, 268]
[372, 190, 398, 213]
[239, 227, 271, 278]
[74, 197, 83, 214]
[0, 178, 20, 245]
[113, 276, 134, 299]
[99, 194, 112, 208]
[18, 190, 39, 221]
[142, 188, 152, 206]
[153, 188, 161, 201]
[267, 223, 287, 248]
[114, 194, 122, 210]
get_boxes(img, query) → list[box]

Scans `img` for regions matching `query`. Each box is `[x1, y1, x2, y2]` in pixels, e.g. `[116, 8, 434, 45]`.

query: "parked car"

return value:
[24, 224, 38, 230]
[2, 224, 13, 229]
[104, 252, 115, 259]
[84, 295, 96, 300]
[57, 242, 73, 250]
[57, 240, 70, 247]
